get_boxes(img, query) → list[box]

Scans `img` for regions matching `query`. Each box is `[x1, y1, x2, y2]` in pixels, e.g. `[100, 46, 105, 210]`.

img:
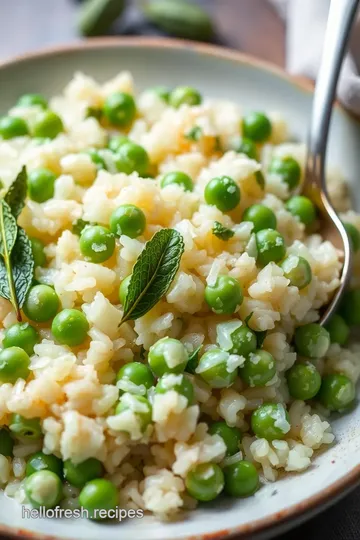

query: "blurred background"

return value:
[0, 0, 284, 66]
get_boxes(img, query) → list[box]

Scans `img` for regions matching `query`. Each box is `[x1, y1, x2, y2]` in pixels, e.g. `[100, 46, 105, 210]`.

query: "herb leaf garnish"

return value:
[121, 229, 184, 325]
[0, 200, 19, 317]
[5, 166, 27, 219]
[185, 345, 202, 374]
[185, 126, 202, 142]
[0, 200, 17, 257]
[72, 218, 91, 236]
[0, 167, 34, 320]
[212, 221, 235, 241]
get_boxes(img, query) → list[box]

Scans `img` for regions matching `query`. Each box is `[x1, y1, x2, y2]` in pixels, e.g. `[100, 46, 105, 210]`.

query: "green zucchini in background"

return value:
[77, 0, 127, 37]
[143, 0, 214, 41]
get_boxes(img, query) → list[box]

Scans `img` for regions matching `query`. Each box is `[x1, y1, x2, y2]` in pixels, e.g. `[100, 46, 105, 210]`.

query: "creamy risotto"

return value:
[0, 71, 359, 520]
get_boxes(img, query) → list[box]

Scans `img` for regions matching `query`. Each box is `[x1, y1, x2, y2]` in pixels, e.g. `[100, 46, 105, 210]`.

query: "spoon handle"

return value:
[305, 0, 359, 187]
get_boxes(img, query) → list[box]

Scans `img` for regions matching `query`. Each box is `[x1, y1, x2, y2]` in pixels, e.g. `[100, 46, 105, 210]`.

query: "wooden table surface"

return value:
[0, 1, 358, 540]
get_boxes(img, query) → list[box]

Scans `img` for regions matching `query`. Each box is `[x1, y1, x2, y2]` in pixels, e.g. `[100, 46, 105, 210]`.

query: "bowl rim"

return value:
[0, 35, 359, 540]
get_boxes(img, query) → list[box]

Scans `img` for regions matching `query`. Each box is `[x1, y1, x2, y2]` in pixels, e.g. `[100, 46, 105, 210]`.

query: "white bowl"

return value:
[0, 38, 360, 540]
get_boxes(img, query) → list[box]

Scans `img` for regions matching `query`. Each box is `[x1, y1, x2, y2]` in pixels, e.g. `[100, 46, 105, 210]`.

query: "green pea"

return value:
[0, 116, 29, 139]
[119, 275, 131, 305]
[160, 171, 193, 192]
[25, 470, 63, 509]
[30, 237, 47, 267]
[51, 309, 89, 347]
[224, 460, 259, 497]
[242, 112, 272, 143]
[242, 204, 277, 232]
[115, 394, 152, 431]
[26, 452, 63, 478]
[79, 478, 118, 520]
[79, 225, 115, 263]
[287, 362, 322, 400]
[64, 458, 104, 488]
[343, 222, 360, 252]
[325, 314, 350, 346]
[269, 156, 301, 190]
[285, 196, 316, 227]
[231, 137, 258, 160]
[149, 86, 171, 103]
[281, 255, 312, 289]
[251, 403, 290, 441]
[23, 284, 59, 323]
[255, 229, 286, 267]
[205, 275, 243, 315]
[108, 135, 129, 153]
[228, 326, 257, 356]
[3, 322, 39, 356]
[9, 414, 42, 440]
[109, 204, 146, 239]
[196, 348, 237, 389]
[17, 94, 48, 109]
[294, 323, 330, 358]
[33, 110, 64, 139]
[0, 429, 14, 457]
[340, 289, 360, 326]
[148, 337, 188, 377]
[169, 86, 202, 108]
[28, 168, 56, 203]
[239, 350, 276, 387]
[86, 149, 107, 170]
[114, 141, 149, 177]
[204, 176, 241, 212]
[208, 422, 242, 456]
[155, 373, 194, 404]
[103, 92, 136, 127]
[116, 362, 154, 394]
[318, 373, 355, 411]
[185, 463, 224, 502]
[0, 347, 30, 383]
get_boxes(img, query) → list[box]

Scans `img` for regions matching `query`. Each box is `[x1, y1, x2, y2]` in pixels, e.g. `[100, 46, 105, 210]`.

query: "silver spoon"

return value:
[304, 0, 359, 325]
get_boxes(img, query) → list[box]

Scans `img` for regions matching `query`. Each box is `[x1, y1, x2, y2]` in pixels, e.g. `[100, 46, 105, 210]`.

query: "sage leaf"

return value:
[0, 227, 33, 320]
[185, 345, 202, 374]
[212, 221, 235, 241]
[0, 200, 17, 257]
[121, 228, 184, 324]
[5, 166, 27, 219]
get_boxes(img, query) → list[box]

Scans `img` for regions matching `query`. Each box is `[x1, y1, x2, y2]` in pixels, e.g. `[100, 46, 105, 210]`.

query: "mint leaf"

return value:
[185, 345, 201, 374]
[5, 166, 27, 219]
[185, 126, 202, 142]
[121, 229, 184, 324]
[212, 221, 235, 241]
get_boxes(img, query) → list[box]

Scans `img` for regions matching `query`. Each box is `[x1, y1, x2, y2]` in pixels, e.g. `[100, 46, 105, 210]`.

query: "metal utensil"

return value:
[304, 0, 359, 325]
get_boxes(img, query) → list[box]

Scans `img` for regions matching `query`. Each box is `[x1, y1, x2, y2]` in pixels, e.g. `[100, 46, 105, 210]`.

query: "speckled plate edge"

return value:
[0, 36, 359, 540]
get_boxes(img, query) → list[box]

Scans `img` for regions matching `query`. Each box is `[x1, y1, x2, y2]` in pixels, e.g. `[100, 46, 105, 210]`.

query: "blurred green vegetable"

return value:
[144, 0, 214, 41]
[78, 0, 127, 37]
